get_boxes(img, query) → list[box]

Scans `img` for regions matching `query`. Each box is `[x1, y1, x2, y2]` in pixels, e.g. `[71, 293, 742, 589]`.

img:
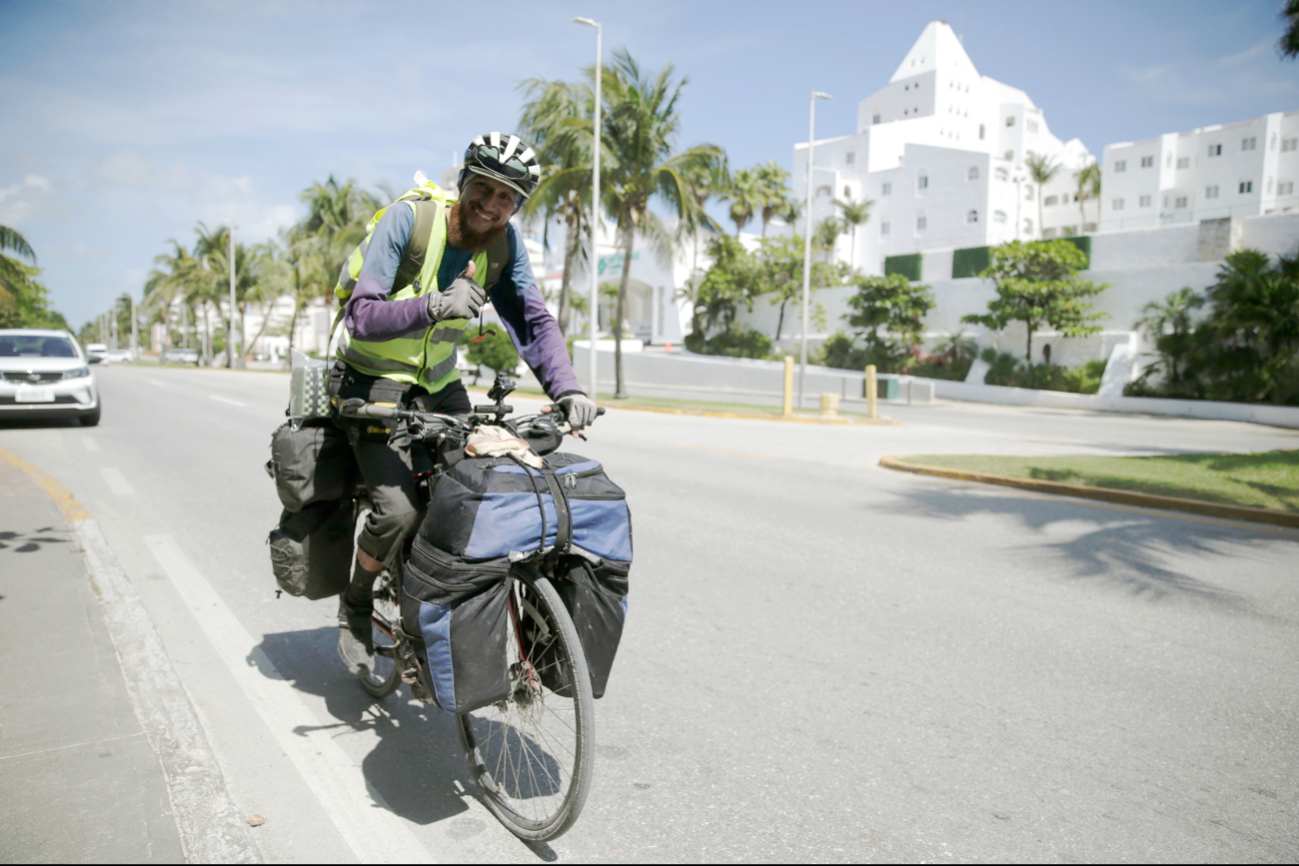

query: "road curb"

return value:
[878, 454, 1299, 530]
[0, 446, 262, 864]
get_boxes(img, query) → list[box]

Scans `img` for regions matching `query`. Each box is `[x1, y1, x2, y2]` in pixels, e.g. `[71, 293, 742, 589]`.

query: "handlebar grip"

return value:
[339, 398, 399, 419]
[473, 404, 512, 415]
[596, 407, 606, 417]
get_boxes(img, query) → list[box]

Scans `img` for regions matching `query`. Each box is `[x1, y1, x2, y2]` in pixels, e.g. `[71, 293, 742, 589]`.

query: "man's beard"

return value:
[448, 200, 508, 253]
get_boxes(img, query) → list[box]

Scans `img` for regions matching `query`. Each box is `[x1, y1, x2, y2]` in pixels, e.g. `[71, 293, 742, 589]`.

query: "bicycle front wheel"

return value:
[359, 567, 401, 698]
[457, 572, 594, 842]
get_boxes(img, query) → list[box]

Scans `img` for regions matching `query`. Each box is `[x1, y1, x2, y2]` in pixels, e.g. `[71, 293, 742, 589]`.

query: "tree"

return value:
[756, 161, 792, 237]
[1134, 286, 1207, 392]
[1025, 152, 1060, 239]
[842, 273, 936, 370]
[1202, 249, 1299, 402]
[0, 225, 37, 310]
[721, 168, 761, 236]
[0, 226, 65, 329]
[518, 77, 596, 336]
[597, 49, 724, 397]
[833, 195, 873, 270]
[813, 216, 843, 263]
[962, 239, 1108, 361]
[1074, 162, 1101, 232]
[1281, 0, 1299, 58]
[692, 234, 755, 340]
[299, 176, 380, 313]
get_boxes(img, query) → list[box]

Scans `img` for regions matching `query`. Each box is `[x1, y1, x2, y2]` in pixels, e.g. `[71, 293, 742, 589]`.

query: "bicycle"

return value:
[336, 374, 606, 842]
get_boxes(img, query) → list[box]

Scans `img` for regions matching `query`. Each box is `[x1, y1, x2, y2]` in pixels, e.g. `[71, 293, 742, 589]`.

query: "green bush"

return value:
[699, 325, 771, 359]
[978, 348, 1103, 394]
[884, 253, 922, 282]
[459, 326, 518, 374]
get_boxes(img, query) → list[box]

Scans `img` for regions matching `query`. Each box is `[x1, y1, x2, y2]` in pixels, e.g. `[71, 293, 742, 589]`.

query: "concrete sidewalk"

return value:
[0, 455, 185, 863]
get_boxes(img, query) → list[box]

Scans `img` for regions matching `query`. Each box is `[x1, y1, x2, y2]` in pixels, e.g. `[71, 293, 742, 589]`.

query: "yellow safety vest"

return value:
[333, 181, 507, 392]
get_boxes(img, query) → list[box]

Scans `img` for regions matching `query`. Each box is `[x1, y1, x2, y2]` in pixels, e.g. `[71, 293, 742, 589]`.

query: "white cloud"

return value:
[44, 242, 114, 262]
[194, 174, 297, 243]
[0, 174, 74, 226]
[96, 150, 195, 190]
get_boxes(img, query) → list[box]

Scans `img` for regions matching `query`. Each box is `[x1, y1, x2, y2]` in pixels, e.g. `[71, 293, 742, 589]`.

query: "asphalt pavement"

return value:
[1, 363, 1296, 863]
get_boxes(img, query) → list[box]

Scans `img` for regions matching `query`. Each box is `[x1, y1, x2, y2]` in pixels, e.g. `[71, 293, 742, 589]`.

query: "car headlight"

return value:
[63, 366, 91, 380]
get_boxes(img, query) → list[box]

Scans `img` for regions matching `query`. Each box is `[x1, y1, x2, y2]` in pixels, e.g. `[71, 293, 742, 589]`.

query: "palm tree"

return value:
[0, 225, 36, 309]
[1074, 162, 1101, 233]
[678, 153, 729, 315]
[832, 196, 873, 271]
[721, 168, 761, 236]
[1025, 152, 1060, 239]
[756, 161, 792, 237]
[598, 49, 724, 398]
[299, 176, 380, 313]
[1282, 0, 1299, 58]
[813, 217, 843, 264]
[519, 77, 596, 336]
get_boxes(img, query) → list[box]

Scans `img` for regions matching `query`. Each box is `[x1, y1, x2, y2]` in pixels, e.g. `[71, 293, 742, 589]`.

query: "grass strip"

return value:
[905, 451, 1299, 514]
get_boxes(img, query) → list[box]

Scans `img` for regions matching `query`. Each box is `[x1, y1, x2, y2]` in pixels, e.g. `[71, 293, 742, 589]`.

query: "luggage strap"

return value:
[507, 454, 571, 554]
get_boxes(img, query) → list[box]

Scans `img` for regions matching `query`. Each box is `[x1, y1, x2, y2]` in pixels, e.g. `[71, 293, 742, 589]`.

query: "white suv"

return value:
[0, 329, 101, 426]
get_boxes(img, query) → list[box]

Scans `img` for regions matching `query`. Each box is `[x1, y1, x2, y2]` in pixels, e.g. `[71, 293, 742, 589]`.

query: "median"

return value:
[879, 450, 1299, 529]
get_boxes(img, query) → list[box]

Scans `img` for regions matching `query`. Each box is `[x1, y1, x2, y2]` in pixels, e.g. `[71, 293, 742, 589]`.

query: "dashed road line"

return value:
[82, 437, 101, 452]
[143, 534, 433, 864]
[100, 467, 135, 496]
[209, 395, 247, 407]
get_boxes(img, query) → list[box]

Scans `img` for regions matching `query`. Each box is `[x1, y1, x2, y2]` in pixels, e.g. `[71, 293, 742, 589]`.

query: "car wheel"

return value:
[79, 407, 101, 427]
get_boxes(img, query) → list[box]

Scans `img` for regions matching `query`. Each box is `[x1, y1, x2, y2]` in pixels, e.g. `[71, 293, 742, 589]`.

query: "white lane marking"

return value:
[209, 395, 246, 407]
[143, 535, 432, 864]
[82, 437, 101, 452]
[100, 467, 135, 496]
[148, 378, 167, 387]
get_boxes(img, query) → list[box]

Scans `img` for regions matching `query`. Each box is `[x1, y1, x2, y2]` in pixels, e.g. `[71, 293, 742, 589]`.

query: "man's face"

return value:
[460, 175, 517, 235]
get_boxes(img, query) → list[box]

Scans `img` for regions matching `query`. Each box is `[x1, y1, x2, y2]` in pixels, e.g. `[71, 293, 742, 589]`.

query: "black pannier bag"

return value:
[531, 558, 629, 699]
[400, 539, 512, 714]
[267, 499, 355, 599]
[267, 421, 356, 513]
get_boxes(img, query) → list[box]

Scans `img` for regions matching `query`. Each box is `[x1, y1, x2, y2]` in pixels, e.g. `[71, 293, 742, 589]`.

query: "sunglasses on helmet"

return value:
[470, 144, 533, 181]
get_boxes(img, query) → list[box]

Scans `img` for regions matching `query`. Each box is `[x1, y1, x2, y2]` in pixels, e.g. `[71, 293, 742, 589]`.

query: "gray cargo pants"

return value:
[328, 363, 471, 564]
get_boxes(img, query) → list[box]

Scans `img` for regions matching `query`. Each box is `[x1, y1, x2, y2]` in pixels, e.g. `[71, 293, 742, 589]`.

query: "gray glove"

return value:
[427, 276, 487, 322]
[557, 392, 598, 430]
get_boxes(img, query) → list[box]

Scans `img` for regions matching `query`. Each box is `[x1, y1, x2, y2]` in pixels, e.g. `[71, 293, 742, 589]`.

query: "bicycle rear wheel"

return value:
[457, 571, 594, 842]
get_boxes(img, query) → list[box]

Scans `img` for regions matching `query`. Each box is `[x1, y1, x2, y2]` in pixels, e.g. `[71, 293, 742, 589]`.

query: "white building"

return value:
[791, 20, 1095, 275]
[1100, 113, 1299, 232]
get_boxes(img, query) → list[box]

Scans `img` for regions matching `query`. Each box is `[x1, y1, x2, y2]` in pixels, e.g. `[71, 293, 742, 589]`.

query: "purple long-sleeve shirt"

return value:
[344, 205, 580, 398]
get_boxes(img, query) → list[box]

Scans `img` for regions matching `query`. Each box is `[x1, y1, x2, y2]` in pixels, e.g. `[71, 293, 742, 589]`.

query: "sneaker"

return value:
[337, 599, 374, 676]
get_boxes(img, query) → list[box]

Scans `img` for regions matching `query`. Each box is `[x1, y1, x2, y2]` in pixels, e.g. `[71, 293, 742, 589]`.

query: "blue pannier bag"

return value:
[405, 451, 633, 707]
[417, 452, 633, 563]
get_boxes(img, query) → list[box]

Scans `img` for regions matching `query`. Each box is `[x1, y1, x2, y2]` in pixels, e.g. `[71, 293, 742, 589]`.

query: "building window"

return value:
[995, 168, 1008, 181]
[1043, 228, 1057, 238]
[1283, 138, 1298, 152]
[1166, 153, 1173, 167]
[881, 182, 892, 197]
[1025, 184, 1035, 200]
[1205, 185, 1219, 199]
[916, 214, 927, 234]
[968, 166, 979, 181]
[1004, 150, 1014, 160]
[1062, 224, 1078, 235]
[917, 174, 929, 191]
[994, 210, 1007, 224]
[1044, 195, 1059, 206]
[904, 109, 909, 116]
[1175, 196, 1188, 208]
[845, 152, 855, 164]
[1114, 160, 1127, 173]
[967, 210, 979, 224]
[1140, 156, 1154, 168]
[1005, 116, 1015, 127]
[979, 124, 985, 140]
[1024, 218, 1034, 235]
[1177, 156, 1190, 169]
[1027, 120, 1038, 134]
[1113, 198, 1125, 210]
[1208, 143, 1222, 157]
[1239, 180, 1253, 194]
[844, 185, 852, 197]
[1242, 137, 1257, 151]
[872, 113, 881, 125]
[1139, 194, 1152, 207]
[1280, 181, 1295, 195]
[880, 221, 891, 237]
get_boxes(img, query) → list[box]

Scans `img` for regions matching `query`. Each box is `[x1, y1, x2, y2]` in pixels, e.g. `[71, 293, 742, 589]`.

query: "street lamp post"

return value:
[130, 293, 138, 356]
[799, 90, 832, 411]
[575, 16, 601, 400]
[228, 224, 239, 369]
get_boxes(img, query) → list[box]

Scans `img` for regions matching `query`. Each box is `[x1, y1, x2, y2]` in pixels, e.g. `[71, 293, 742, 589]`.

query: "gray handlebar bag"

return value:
[267, 421, 357, 513]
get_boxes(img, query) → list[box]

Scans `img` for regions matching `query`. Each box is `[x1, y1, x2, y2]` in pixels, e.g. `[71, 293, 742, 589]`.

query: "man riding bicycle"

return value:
[328, 132, 598, 674]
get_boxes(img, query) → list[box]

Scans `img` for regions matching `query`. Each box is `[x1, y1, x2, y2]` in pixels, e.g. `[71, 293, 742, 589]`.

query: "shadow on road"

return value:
[874, 482, 1299, 617]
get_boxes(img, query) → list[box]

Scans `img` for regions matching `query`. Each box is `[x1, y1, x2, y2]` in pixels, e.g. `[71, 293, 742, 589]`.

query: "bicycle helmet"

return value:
[458, 132, 542, 205]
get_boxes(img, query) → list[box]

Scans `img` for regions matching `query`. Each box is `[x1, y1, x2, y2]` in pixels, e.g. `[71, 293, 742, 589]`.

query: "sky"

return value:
[1, 0, 1296, 328]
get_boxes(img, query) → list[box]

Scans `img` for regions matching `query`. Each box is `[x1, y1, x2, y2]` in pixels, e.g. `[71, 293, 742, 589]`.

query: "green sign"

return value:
[597, 251, 640, 276]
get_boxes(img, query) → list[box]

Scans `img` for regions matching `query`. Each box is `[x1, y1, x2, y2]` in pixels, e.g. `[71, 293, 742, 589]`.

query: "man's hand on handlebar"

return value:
[551, 392, 599, 431]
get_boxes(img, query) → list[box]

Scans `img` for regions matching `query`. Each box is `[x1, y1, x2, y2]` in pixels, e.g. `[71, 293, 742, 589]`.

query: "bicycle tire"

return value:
[457, 571, 594, 842]
[359, 568, 402, 698]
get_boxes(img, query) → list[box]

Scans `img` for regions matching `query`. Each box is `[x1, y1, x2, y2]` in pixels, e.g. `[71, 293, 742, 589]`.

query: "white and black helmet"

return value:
[459, 132, 542, 204]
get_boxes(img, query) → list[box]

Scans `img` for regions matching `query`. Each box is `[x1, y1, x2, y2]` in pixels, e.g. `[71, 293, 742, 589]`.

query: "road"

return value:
[3, 364, 1297, 863]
